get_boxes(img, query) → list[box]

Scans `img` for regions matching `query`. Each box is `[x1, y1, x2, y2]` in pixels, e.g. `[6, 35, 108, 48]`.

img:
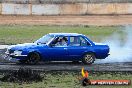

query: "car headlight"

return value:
[13, 50, 22, 56]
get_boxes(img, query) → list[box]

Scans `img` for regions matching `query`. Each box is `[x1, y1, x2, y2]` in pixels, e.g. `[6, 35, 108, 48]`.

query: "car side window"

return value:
[69, 36, 90, 46]
[69, 36, 80, 46]
[80, 37, 90, 46]
[53, 36, 68, 47]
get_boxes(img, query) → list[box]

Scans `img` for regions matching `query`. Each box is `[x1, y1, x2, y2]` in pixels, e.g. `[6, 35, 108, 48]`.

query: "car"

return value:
[5, 33, 110, 65]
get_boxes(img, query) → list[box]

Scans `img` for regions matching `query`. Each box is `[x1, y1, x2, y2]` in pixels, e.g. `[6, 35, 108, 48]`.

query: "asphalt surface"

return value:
[0, 62, 132, 71]
[0, 49, 132, 71]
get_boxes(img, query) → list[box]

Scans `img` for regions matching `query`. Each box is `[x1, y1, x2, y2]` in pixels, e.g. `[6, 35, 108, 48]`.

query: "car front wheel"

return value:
[82, 53, 95, 65]
[27, 52, 40, 65]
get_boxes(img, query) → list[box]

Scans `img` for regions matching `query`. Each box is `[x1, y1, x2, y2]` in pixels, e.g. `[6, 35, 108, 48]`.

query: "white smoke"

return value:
[95, 25, 132, 63]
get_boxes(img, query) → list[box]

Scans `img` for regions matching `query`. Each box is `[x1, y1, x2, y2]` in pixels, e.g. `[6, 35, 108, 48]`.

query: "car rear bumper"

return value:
[96, 53, 110, 59]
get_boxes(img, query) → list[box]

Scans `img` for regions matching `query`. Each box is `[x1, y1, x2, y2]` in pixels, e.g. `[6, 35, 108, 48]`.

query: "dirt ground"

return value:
[0, 15, 132, 26]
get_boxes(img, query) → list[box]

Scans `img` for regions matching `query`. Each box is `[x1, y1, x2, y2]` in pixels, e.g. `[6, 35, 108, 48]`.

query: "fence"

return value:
[1, 3, 132, 15]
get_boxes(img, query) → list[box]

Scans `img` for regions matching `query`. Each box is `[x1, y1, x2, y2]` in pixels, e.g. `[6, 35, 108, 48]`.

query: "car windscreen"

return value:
[35, 34, 54, 44]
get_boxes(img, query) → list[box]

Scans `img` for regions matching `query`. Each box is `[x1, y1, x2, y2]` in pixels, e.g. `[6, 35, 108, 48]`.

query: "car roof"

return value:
[49, 33, 83, 36]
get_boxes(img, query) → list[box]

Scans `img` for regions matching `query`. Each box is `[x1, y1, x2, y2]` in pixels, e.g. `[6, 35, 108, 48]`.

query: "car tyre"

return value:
[82, 53, 95, 65]
[27, 52, 40, 65]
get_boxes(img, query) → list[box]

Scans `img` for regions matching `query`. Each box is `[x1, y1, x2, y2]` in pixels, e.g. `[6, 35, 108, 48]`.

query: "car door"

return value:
[46, 36, 69, 61]
[67, 36, 91, 61]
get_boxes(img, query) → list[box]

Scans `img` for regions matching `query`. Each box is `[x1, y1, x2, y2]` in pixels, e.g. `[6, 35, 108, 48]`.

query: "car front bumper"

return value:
[5, 51, 27, 60]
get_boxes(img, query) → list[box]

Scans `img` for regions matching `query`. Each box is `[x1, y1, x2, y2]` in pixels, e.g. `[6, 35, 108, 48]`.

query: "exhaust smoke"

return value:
[95, 25, 132, 63]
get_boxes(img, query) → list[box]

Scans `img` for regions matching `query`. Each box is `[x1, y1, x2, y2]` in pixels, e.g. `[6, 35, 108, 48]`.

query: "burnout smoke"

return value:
[95, 25, 132, 63]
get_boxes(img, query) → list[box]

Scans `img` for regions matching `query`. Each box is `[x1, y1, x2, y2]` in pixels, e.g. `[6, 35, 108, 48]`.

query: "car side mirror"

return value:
[87, 42, 91, 46]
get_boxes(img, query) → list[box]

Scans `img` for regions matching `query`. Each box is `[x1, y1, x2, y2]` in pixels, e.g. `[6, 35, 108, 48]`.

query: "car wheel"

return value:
[27, 52, 40, 65]
[82, 53, 95, 65]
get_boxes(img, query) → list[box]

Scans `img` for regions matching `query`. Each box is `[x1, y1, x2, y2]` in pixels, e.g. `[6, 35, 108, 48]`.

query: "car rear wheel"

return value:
[82, 53, 95, 65]
[27, 52, 40, 65]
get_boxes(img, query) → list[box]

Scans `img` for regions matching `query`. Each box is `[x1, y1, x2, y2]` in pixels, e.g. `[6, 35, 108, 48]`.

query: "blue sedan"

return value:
[6, 33, 110, 64]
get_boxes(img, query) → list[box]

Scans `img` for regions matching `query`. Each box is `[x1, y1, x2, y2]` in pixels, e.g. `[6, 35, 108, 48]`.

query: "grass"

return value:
[0, 71, 132, 88]
[0, 25, 123, 44]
